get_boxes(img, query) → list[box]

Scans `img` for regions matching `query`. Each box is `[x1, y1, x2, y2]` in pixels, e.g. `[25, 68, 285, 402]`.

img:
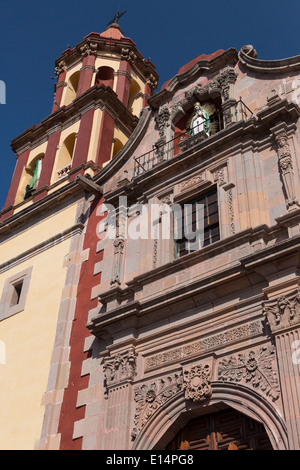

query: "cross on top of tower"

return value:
[107, 6, 127, 27]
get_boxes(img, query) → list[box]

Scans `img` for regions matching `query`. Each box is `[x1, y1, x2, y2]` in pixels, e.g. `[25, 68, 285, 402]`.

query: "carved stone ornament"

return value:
[241, 45, 258, 58]
[80, 42, 97, 57]
[155, 105, 171, 140]
[103, 349, 137, 389]
[273, 131, 299, 209]
[180, 173, 205, 193]
[121, 47, 137, 64]
[263, 289, 300, 334]
[218, 345, 280, 402]
[131, 373, 183, 441]
[183, 363, 212, 403]
[146, 74, 158, 91]
[55, 60, 67, 76]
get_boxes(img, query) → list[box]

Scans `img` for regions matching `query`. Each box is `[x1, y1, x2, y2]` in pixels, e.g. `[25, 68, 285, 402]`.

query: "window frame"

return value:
[174, 186, 220, 258]
[0, 267, 33, 321]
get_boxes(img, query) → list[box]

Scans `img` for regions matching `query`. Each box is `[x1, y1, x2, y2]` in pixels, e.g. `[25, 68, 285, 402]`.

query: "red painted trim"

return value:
[77, 55, 96, 97]
[1, 148, 30, 212]
[95, 110, 115, 167]
[70, 108, 94, 176]
[58, 197, 104, 450]
[116, 60, 131, 107]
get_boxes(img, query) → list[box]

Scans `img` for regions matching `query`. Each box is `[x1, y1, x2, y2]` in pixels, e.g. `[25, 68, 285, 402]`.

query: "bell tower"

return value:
[0, 22, 158, 220]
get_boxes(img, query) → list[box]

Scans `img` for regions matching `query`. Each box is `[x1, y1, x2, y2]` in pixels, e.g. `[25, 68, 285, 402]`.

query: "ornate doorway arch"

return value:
[131, 382, 288, 451]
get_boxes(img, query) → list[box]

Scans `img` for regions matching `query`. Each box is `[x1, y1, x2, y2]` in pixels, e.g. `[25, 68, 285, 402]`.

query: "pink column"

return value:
[116, 60, 131, 107]
[77, 55, 96, 97]
[69, 108, 94, 180]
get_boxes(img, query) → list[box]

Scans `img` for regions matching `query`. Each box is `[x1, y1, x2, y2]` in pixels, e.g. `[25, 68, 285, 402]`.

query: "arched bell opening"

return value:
[96, 66, 115, 89]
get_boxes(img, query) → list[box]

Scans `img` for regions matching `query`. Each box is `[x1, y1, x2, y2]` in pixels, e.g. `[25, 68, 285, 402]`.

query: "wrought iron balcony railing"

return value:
[134, 99, 253, 177]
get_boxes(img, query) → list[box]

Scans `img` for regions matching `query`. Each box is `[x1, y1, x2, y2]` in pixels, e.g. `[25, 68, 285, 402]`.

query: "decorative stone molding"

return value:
[155, 105, 171, 140]
[80, 42, 97, 57]
[55, 60, 67, 76]
[121, 47, 137, 64]
[146, 74, 158, 91]
[263, 289, 300, 334]
[218, 345, 280, 402]
[103, 349, 137, 390]
[145, 320, 263, 371]
[131, 372, 183, 441]
[180, 173, 205, 193]
[217, 67, 238, 102]
[240, 45, 258, 59]
[213, 168, 226, 186]
[274, 131, 299, 209]
[111, 238, 125, 286]
[183, 363, 212, 403]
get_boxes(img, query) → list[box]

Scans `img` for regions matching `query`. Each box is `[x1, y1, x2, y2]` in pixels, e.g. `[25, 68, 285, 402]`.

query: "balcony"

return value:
[134, 99, 253, 177]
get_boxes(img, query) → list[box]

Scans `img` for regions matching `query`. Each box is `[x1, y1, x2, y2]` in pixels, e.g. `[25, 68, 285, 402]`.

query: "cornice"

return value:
[11, 84, 139, 153]
[55, 33, 159, 83]
[238, 45, 300, 74]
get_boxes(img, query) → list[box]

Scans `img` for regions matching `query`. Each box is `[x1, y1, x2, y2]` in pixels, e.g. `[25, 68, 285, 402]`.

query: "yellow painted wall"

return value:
[50, 121, 80, 184]
[0, 239, 70, 449]
[0, 203, 78, 265]
[0, 202, 78, 449]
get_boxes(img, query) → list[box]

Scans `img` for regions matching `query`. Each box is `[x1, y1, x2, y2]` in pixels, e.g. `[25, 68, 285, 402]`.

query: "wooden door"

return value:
[166, 408, 273, 450]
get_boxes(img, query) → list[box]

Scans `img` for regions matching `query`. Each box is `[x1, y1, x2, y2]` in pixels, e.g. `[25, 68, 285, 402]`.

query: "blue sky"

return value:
[0, 0, 299, 209]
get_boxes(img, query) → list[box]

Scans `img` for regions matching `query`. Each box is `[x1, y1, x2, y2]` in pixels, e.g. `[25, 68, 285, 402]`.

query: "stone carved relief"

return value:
[121, 47, 137, 64]
[55, 60, 67, 76]
[145, 321, 263, 371]
[111, 238, 125, 285]
[218, 345, 280, 402]
[155, 105, 171, 140]
[263, 289, 300, 333]
[146, 74, 158, 91]
[103, 349, 137, 389]
[275, 131, 299, 209]
[80, 42, 97, 57]
[183, 363, 212, 403]
[131, 373, 183, 441]
[180, 173, 205, 193]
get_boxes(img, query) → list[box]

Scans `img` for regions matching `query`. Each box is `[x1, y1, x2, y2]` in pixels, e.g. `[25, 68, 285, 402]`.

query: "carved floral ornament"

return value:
[263, 289, 300, 333]
[103, 349, 137, 390]
[130, 343, 280, 442]
[217, 345, 280, 402]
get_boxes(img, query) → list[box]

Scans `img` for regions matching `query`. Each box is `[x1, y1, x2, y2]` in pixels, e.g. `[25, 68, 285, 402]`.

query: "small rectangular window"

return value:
[175, 188, 220, 257]
[0, 267, 32, 321]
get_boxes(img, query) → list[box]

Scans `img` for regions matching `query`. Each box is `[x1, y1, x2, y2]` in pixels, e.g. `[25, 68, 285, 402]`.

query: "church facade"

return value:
[1, 23, 300, 450]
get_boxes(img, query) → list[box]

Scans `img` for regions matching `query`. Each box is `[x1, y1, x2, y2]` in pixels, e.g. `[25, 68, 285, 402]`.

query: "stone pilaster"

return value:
[263, 286, 300, 449]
